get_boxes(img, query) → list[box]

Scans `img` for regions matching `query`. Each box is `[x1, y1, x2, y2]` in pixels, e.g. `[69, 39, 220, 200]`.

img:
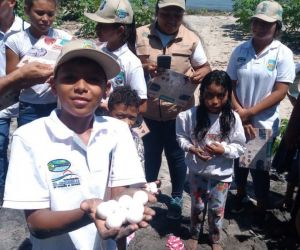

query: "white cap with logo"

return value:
[157, 0, 185, 10]
[84, 0, 133, 24]
[251, 0, 283, 23]
[54, 39, 120, 80]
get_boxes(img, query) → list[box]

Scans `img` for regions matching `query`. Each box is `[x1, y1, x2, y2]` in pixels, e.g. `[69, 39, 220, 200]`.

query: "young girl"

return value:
[84, 0, 147, 113]
[176, 70, 246, 250]
[5, 0, 72, 127]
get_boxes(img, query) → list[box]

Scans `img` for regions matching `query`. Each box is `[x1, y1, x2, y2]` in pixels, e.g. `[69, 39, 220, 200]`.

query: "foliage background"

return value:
[232, 0, 300, 47]
[15, 0, 300, 44]
[16, 0, 156, 37]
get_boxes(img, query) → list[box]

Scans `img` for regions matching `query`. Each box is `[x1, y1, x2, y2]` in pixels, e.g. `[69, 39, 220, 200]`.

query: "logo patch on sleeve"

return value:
[48, 159, 80, 188]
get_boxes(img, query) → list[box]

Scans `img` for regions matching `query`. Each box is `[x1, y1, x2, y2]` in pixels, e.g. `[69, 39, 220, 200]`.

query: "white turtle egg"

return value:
[106, 200, 119, 210]
[205, 139, 213, 146]
[105, 213, 124, 229]
[145, 183, 151, 192]
[118, 195, 133, 210]
[117, 206, 128, 224]
[133, 190, 148, 205]
[126, 201, 144, 224]
[96, 202, 112, 220]
[131, 200, 145, 214]
[148, 182, 158, 193]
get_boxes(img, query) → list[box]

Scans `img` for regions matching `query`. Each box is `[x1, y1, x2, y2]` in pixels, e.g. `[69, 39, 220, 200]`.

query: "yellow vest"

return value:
[136, 23, 200, 121]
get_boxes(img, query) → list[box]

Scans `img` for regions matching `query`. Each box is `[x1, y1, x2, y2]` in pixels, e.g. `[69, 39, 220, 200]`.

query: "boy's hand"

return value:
[80, 191, 156, 240]
[80, 198, 137, 240]
[189, 146, 212, 161]
[205, 142, 224, 155]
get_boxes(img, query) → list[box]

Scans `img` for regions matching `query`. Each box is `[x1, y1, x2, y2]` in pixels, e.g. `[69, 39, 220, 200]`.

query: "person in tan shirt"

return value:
[136, 0, 211, 220]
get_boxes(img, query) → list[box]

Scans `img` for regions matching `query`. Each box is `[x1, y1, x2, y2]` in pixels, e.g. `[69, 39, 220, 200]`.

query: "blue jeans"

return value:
[143, 118, 186, 198]
[234, 158, 270, 204]
[18, 102, 57, 127]
[0, 118, 10, 190]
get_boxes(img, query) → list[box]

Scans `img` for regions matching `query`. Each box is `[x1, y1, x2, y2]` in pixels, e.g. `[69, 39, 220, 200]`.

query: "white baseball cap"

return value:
[84, 0, 133, 24]
[54, 39, 120, 80]
[157, 0, 185, 10]
[251, 0, 283, 23]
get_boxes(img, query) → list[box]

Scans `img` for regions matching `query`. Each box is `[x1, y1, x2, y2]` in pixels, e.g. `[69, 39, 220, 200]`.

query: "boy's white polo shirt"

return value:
[227, 39, 295, 135]
[4, 110, 146, 250]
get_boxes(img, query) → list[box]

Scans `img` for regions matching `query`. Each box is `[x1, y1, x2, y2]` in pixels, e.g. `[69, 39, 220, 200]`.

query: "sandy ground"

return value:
[0, 15, 300, 250]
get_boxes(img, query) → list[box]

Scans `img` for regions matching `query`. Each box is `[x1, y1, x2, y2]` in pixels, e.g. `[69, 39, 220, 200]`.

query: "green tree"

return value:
[14, 0, 169, 38]
[233, 0, 300, 36]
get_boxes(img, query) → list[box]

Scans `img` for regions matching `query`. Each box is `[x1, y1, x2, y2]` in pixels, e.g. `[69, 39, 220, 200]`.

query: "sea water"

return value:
[186, 0, 233, 11]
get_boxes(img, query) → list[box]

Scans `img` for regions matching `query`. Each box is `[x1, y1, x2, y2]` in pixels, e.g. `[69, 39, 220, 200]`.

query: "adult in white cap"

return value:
[85, 0, 147, 114]
[136, 0, 211, 222]
[227, 0, 295, 228]
[3, 39, 156, 250]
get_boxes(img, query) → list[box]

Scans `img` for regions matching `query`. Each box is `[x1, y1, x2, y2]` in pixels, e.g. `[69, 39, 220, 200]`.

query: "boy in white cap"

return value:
[84, 0, 147, 113]
[227, 0, 295, 226]
[3, 39, 155, 250]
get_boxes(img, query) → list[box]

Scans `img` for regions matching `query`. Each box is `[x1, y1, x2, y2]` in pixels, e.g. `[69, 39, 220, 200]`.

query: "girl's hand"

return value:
[205, 142, 225, 155]
[189, 146, 212, 161]
[243, 123, 256, 140]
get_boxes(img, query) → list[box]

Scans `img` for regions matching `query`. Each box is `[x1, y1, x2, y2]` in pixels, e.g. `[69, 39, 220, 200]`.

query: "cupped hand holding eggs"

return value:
[97, 191, 148, 229]
[80, 188, 156, 240]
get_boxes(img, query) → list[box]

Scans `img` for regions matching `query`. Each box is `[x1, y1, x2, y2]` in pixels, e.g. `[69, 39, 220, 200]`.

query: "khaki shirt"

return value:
[136, 23, 203, 121]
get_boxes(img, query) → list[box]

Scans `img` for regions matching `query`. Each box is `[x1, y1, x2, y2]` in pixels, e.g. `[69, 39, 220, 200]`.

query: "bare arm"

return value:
[237, 82, 288, 122]
[25, 208, 91, 239]
[139, 99, 147, 114]
[6, 47, 20, 74]
[231, 80, 243, 110]
[24, 186, 156, 240]
[191, 62, 211, 84]
[0, 62, 53, 95]
[231, 80, 256, 139]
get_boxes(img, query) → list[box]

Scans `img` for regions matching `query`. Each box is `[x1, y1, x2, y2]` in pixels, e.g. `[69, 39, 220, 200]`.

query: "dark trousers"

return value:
[234, 159, 270, 204]
[143, 118, 187, 198]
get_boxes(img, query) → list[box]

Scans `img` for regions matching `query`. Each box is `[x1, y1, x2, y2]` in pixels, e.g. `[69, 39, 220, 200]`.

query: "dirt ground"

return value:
[0, 15, 300, 250]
